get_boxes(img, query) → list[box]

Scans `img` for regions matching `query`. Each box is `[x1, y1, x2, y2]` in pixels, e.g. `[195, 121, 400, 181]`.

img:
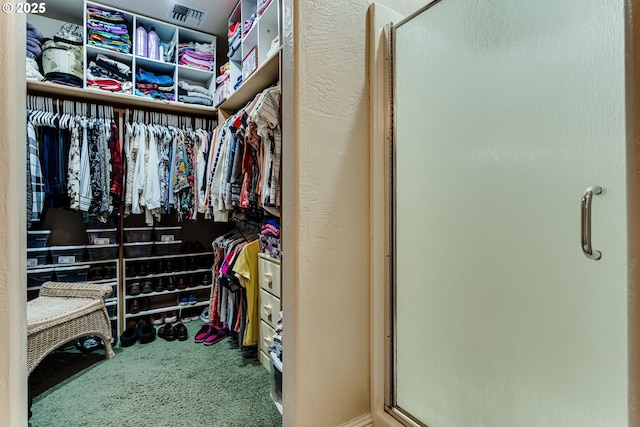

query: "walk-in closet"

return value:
[24, 1, 283, 424]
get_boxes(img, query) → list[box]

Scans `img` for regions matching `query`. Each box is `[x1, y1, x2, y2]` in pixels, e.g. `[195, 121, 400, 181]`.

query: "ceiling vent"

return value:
[167, 2, 208, 28]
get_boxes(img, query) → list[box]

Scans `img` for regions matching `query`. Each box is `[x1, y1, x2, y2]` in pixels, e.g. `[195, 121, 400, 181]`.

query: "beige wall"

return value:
[281, 0, 423, 425]
[0, 7, 27, 426]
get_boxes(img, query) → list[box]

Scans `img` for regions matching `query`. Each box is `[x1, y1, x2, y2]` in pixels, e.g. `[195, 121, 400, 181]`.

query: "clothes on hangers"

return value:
[123, 119, 215, 223]
[27, 98, 121, 225]
[203, 85, 282, 221]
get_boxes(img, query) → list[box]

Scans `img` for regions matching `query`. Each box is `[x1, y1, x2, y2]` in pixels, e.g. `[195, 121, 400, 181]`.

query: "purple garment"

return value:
[26, 38, 42, 58]
[182, 50, 214, 61]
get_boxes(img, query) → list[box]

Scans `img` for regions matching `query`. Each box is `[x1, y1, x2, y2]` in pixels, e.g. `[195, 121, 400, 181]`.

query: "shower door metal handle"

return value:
[581, 186, 602, 260]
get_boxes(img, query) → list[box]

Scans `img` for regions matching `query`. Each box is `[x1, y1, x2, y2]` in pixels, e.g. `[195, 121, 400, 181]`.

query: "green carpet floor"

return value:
[29, 321, 282, 427]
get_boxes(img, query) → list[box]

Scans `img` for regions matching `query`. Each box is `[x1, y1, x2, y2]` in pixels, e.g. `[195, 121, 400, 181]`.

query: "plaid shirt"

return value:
[27, 122, 44, 222]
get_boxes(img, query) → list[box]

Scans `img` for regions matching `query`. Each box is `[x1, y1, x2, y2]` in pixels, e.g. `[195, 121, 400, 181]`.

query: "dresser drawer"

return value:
[259, 350, 271, 371]
[260, 288, 281, 329]
[258, 253, 281, 298]
[260, 320, 276, 356]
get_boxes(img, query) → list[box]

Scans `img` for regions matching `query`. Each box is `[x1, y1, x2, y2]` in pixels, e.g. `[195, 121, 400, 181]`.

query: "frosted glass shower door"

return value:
[391, 0, 628, 426]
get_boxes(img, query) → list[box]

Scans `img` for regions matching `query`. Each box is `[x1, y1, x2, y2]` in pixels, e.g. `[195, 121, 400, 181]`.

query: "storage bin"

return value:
[27, 248, 49, 267]
[86, 228, 118, 245]
[154, 240, 182, 256]
[50, 245, 86, 264]
[27, 230, 51, 248]
[87, 243, 119, 261]
[27, 267, 54, 288]
[124, 242, 153, 258]
[269, 350, 283, 412]
[123, 227, 153, 242]
[154, 226, 182, 242]
[54, 265, 90, 283]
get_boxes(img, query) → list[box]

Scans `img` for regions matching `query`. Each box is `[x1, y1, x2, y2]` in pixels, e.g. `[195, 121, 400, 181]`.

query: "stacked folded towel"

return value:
[135, 68, 175, 101]
[178, 81, 214, 106]
[86, 53, 133, 93]
[26, 22, 45, 80]
[178, 42, 215, 71]
[86, 7, 132, 54]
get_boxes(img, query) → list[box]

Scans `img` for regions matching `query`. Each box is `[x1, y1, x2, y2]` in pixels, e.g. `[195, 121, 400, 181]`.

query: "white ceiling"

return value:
[44, 0, 238, 37]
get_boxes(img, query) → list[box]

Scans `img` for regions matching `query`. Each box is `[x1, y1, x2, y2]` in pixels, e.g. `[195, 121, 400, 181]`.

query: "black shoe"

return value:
[129, 299, 140, 314]
[141, 297, 151, 311]
[120, 326, 138, 347]
[154, 277, 166, 292]
[137, 263, 148, 276]
[149, 261, 159, 274]
[158, 323, 176, 341]
[174, 322, 188, 341]
[166, 275, 177, 291]
[137, 323, 156, 344]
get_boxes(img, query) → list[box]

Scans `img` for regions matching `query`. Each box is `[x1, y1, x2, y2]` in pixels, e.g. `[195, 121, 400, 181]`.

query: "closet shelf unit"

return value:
[28, 1, 218, 113]
[122, 249, 214, 321]
[26, 80, 217, 115]
[218, 48, 280, 113]
[217, 0, 280, 112]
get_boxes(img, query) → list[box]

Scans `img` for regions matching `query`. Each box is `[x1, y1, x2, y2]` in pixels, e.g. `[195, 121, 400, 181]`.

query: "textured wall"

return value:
[0, 7, 27, 426]
[283, 0, 425, 425]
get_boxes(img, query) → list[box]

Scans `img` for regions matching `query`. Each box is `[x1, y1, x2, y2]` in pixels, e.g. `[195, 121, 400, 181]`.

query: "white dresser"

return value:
[257, 253, 281, 369]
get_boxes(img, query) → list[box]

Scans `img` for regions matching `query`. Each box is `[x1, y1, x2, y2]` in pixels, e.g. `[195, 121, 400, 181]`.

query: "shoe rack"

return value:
[122, 227, 215, 324]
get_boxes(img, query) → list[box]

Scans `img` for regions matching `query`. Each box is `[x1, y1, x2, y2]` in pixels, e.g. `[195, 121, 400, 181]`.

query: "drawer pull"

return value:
[263, 336, 272, 345]
[263, 304, 272, 317]
[264, 272, 273, 285]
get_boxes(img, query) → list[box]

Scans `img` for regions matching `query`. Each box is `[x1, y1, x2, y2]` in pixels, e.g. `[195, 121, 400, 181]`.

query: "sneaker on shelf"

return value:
[200, 307, 210, 323]
[164, 310, 178, 323]
[150, 312, 165, 325]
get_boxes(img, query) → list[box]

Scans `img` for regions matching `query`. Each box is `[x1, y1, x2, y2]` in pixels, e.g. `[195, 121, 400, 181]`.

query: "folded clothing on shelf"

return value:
[26, 22, 45, 80]
[177, 80, 214, 106]
[86, 7, 131, 54]
[178, 42, 215, 71]
[135, 68, 175, 101]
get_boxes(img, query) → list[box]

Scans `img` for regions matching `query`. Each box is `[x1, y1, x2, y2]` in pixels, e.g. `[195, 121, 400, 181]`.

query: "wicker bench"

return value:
[27, 281, 115, 375]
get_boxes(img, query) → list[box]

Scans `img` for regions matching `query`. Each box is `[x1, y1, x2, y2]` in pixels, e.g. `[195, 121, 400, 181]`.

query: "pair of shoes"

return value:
[164, 310, 178, 323]
[158, 322, 188, 341]
[141, 281, 154, 294]
[150, 312, 165, 325]
[194, 323, 228, 345]
[178, 293, 197, 305]
[141, 297, 151, 312]
[129, 282, 141, 296]
[120, 319, 156, 346]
